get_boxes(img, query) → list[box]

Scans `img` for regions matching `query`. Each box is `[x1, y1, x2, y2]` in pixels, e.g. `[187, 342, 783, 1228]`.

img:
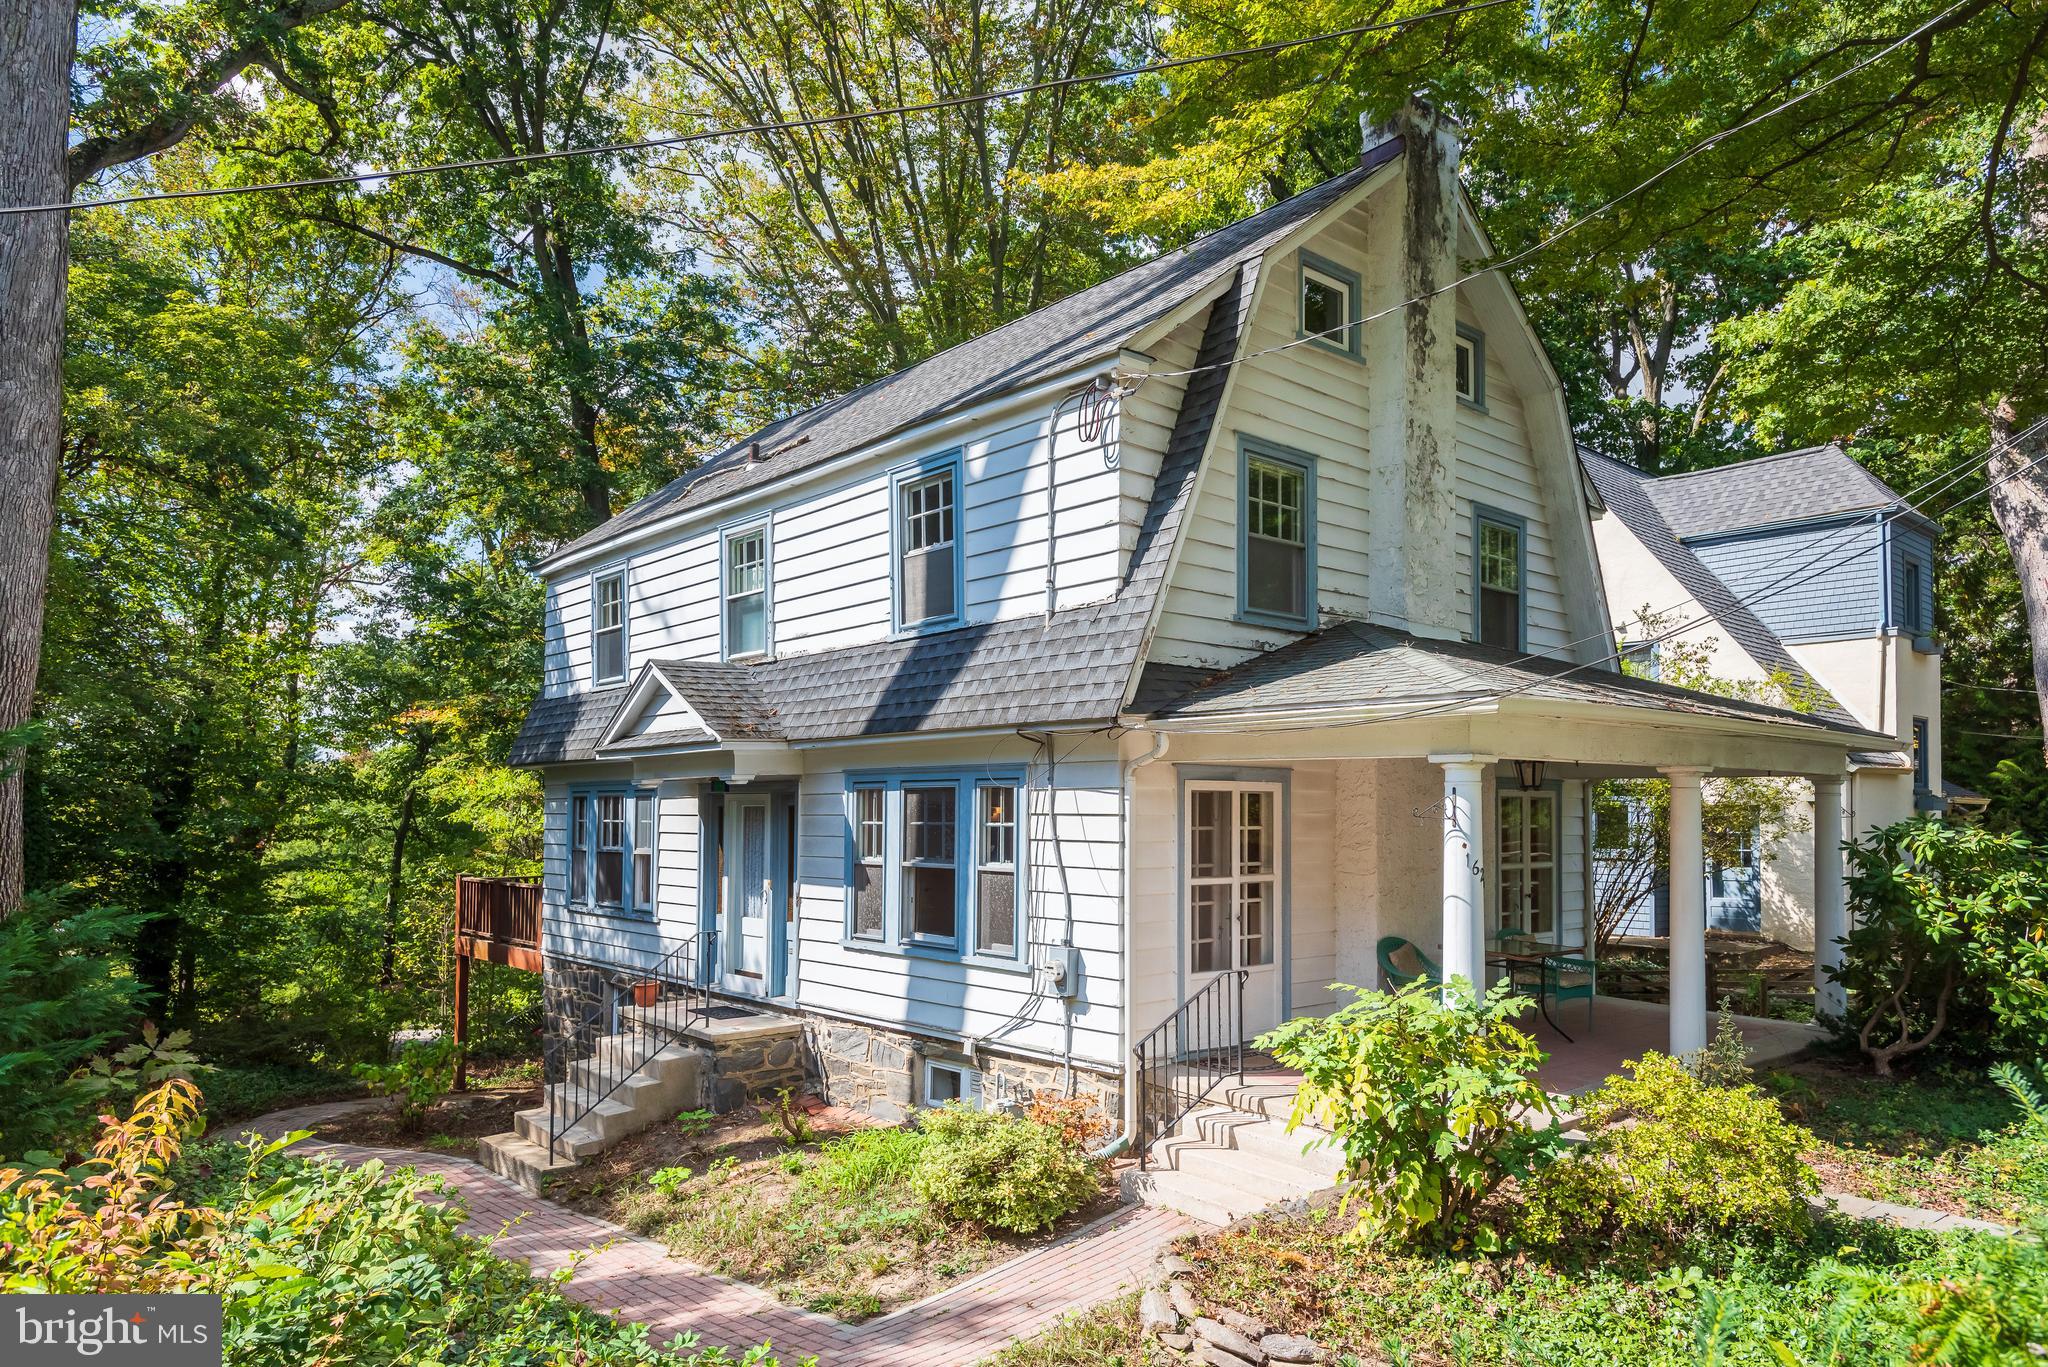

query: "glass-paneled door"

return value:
[1184, 782, 1285, 1037]
[722, 795, 772, 995]
[1496, 790, 1558, 941]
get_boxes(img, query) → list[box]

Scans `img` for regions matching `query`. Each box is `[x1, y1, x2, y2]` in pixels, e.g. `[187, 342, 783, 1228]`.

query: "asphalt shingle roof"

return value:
[1637, 444, 1910, 540]
[1580, 448, 1856, 727]
[510, 249, 1265, 761]
[1134, 621, 1876, 737]
[541, 147, 1398, 569]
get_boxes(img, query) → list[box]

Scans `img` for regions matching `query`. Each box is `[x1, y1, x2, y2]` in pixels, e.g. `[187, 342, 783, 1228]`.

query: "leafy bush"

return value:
[803, 1125, 928, 1197]
[1523, 1051, 1818, 1252]
[1837, 818, 2048, 1073]
[201, 1061, 361, 1128]
[650, 1165, 696, 1196]
[1258, 979, 1563, 1249]
[0, 887, 144, 1157]
[350, 1035, 457, 1129]
[910, 1105, 1099, 1234]
[1, 1080, 788, 1365]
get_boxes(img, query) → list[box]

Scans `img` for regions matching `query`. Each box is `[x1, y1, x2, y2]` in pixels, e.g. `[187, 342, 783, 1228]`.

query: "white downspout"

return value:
[1091, 726, 1170, 1160]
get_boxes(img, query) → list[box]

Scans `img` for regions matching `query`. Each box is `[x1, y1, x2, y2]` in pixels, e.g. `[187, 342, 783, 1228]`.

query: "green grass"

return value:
[986, 1293, 1157, 1366]
[1763, 1060, 2048, 1221]
[199, 1062, 363, 1127]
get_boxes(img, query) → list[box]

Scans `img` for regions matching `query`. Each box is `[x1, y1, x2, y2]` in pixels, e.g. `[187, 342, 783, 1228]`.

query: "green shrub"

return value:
[1257, 978, 1563, 1249]
[1524, 1051, 1818, 1252]
[1837, 818, 2048, 1073]
[910, 1105, 1099, 1234]
[350, 1036, 457, 1129]
[803, 1125, 928, 1197]
[650, 1165, 696, 1196]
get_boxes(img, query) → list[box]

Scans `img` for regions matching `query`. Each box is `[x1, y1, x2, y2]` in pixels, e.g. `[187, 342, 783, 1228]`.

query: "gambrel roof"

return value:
[540, 145, 1400, 571]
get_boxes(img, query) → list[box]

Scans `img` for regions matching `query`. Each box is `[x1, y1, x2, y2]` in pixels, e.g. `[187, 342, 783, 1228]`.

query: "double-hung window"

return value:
[1298, 253, 1361, 359]
[723, 525, 770, 658]
[1474, 509, 1525, 650]
[566, 785, 657, 914]
[592, 569, 627, 682]
[1238, 442, 1315, 628]
[896, 463, 959, 630]
[845, 771, 1024, 961]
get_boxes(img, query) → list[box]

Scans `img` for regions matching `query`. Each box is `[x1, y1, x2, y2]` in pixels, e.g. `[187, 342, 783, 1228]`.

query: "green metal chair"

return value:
[1540, 954, 1598, 1030]
[1377, 936, 1442, 989]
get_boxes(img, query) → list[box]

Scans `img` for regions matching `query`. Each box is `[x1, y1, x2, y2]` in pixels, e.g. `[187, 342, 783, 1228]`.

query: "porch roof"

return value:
[1130, 622, 1892, 750]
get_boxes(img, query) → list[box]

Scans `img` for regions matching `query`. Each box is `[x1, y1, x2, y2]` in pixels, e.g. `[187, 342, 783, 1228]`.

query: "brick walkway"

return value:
[294, 1139, 1191, 1366]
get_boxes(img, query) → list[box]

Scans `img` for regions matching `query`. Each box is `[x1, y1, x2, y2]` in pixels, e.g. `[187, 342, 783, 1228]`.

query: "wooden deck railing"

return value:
[454, 875, 543, 971]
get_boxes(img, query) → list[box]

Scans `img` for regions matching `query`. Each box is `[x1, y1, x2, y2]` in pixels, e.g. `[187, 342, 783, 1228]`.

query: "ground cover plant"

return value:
[1765, 1054, 2048, 1224]
[0, 1079, 790, 1366]
[557, 1097, 1113, 1320]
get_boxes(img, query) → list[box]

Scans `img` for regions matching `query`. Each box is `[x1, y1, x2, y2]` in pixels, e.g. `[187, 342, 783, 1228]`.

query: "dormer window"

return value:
[1902, 559, 1924, 634]
[592, 569, 626, 682]
[1454, 325, 1485, 408]
[895, 461, 960, 630]
[1298, 253, 1362, 359]
[723, 524, 770, 658]
[1475, 508, 1525, 650]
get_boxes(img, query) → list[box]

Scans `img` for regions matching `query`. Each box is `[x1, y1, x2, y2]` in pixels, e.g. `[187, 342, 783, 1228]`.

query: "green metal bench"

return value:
[1376, 936, 1442, 989]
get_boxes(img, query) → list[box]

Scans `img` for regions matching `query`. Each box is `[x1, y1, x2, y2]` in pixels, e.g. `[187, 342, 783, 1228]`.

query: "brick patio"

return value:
[298, 1139, 1193, 1366]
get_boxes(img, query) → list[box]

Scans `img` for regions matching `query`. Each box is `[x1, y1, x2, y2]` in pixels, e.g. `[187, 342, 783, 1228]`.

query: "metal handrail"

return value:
[1132, 968, 1248, 1168]
[543, 930, 719, 1161]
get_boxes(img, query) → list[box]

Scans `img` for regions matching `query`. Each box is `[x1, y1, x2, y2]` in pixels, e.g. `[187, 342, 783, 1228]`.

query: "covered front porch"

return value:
[1123, 625, 1893, 1069]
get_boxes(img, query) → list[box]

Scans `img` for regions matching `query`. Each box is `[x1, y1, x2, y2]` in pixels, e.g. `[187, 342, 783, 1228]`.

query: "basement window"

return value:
[924, 1060, 981, 1108]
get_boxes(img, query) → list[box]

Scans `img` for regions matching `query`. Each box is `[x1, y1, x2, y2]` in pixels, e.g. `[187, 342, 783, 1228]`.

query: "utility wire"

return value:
[12, 0, 1516, 219]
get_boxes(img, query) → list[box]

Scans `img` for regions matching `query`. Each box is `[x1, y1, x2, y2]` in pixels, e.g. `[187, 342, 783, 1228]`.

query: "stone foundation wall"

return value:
[699, 1028, 811, 1112]
[802, 1014, 1121, 1127]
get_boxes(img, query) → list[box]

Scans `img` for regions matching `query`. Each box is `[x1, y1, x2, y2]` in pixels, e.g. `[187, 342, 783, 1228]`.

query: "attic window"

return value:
[1454, 325, 1485, 408]
[1298, 253, 1361, 359]
[592, 570, 626, 683]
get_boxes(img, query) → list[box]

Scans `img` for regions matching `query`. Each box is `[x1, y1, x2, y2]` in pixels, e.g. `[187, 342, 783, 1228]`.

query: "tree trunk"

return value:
[0, 3, 76, 917]
[1989, 114, 2048, 759]
[381, 726, 434, 987]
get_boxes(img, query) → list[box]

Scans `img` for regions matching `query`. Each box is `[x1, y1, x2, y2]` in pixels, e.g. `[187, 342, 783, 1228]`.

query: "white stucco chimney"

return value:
[1359, 99, 1463, 641]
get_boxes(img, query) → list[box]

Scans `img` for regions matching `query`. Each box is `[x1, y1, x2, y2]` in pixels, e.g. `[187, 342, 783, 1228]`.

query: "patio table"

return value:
[1489, 947, 1588, 1043]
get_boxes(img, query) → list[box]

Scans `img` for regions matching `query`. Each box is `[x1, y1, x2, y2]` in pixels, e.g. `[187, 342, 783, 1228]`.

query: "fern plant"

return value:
[1989, 1058, 2048, 1129]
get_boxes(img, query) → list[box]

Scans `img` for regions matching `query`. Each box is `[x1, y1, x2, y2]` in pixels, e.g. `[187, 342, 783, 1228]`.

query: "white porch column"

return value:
[1432, 754, 1495, 995]
[1662, 766, 1709, 1056]
[1812, 776, 1849, 1020]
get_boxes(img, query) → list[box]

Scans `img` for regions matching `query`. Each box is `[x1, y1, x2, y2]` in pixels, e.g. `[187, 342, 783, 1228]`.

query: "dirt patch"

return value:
[550, 1106, 1122, 1322]
[306, 1083, 540, 1151]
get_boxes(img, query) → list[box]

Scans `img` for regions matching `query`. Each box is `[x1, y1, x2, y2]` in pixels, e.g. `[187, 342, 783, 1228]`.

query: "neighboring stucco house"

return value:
[499, 105, 1891, 1184]
[1582, 447, 1949, 949]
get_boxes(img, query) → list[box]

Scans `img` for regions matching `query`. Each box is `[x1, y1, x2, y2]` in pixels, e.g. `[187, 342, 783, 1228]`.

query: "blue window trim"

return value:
[1471, 503, 1529, 651]
[1454, 323, 1487, 411]
[1234, 436, 1319, 631]
[1172, 764, 1293, 1021]
[1912, 717, 1931, 794]
[840, 766, 1028, 972]
[718, 517, 774, 661]
[1296, 251, 1364, 361]
[889, 451, 966, 637]
[589, 562, 630, 684]
[566, 782, 658, 919]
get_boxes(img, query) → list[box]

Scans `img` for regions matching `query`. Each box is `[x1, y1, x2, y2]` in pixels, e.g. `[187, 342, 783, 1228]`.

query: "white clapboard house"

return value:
[498, 104, 1894, 1204]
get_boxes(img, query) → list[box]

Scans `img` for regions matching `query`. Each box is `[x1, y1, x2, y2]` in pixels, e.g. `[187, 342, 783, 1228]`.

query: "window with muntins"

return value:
[566, 785, 656, 914]
[843, 770, 1026, 961]
[851, 786, 886, 939]
[1241, 450, 1312, 625]
[897, 469, 957, 628]
[724, 526, 769, 658]
[592, 571, 626, 682]
[1476, 513, 1524, 649]
[1184, 784, 1279, 976]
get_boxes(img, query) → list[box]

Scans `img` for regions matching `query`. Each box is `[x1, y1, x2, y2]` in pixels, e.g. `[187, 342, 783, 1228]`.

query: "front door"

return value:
[1496, 790, 1558, 942]
[1706, 825, 1762, 932]
[1184, 781, 1285, 1038]
[722, 794, 772, 996]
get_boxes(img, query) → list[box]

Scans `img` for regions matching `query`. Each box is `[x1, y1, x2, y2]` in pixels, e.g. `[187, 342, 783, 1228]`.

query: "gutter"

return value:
[1091, 726, 1171, 1161]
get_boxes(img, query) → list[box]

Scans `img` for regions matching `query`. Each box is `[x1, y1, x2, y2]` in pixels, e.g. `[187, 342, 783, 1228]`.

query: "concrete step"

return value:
[1180, 1107, 1345, 1181]
[1119, 1165, 1283, 1227]
[477, 1131, 580, 1195]
[1161, 1136, 1334, 1198]
[513, 1105, 612, 1158]
[565, 1056, 701, 1110]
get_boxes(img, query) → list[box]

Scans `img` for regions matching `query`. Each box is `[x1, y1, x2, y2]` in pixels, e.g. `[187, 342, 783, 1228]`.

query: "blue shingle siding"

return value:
[1890, 527, 1936, 636]
[1689, 519, 1886, 643]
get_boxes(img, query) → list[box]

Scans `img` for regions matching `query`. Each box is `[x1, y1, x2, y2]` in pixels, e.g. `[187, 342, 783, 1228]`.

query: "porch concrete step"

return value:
[1180, 1107, 1345, 1182]
[513, 1105, 616, 1158]
[477, 1131, 580, 1195]
[1124, 1103, 1345, 1226]
[565, 1052, 702, 1110]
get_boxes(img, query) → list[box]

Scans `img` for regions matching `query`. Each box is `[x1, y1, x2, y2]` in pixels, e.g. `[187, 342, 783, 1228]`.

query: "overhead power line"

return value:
[9, 0, 1517, 219]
